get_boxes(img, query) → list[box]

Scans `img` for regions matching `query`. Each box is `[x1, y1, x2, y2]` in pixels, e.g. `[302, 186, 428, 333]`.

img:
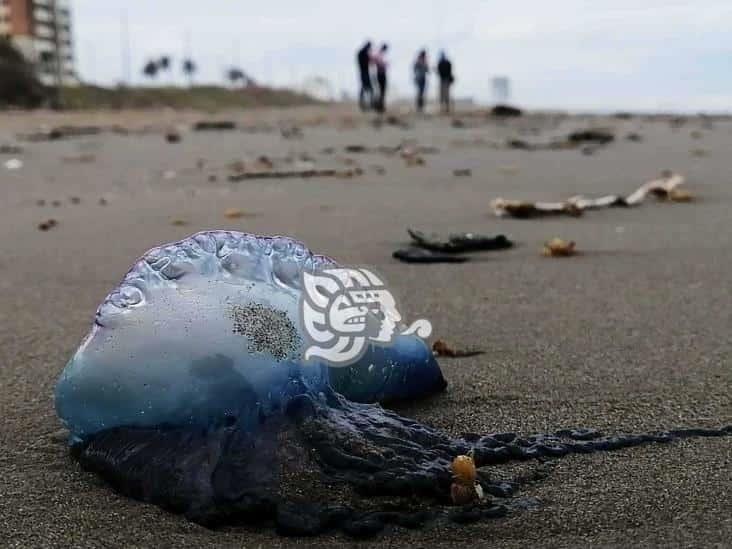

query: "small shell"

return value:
[451, 454, 477, 484]
[543, 238, 576, 257]
[669, 188, 693, 202]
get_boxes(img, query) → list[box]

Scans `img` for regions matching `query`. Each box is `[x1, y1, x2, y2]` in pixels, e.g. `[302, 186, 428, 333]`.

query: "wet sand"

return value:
[0, 106, 730, 548]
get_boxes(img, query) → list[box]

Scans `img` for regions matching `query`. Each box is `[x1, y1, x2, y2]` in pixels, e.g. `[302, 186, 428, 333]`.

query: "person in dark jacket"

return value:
[437, 51, 454, 114]
[371, 43, 389, 112]
[413, 49, 429, 113]
[372, 43, 389, 113]
[356, 41, 373, 111]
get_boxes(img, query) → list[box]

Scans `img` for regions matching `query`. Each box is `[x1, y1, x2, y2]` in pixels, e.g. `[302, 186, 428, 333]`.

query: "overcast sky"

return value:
[72, 1, 732, 112]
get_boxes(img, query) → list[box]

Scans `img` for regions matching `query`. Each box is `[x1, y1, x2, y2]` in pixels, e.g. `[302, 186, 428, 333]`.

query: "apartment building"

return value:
[0, 0, 78, 86]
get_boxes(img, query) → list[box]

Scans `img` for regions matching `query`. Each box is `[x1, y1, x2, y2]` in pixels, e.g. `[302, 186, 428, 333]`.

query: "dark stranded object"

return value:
[407, 228, 513, 253]
[393, 247, 470, 264]
[490, 104, 523, 117]
[193, 120, 237, 131]
[38, 219, 58, 231]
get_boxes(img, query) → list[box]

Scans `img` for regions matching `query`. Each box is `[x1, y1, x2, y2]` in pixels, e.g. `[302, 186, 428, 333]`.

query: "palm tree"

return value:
[157, 56, 172, 85]
[227, 67, 256, 89]
[182, 58, 196, 87]
[143, 59, 158, 81]
[227, 67, 245, 88]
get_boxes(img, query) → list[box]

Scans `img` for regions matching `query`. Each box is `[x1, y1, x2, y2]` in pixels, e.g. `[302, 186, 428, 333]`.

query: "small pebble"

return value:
[38, 219, 58, 231]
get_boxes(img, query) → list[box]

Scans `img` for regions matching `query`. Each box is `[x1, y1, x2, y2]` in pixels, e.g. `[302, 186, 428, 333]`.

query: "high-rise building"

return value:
[0, 0, 78, 86]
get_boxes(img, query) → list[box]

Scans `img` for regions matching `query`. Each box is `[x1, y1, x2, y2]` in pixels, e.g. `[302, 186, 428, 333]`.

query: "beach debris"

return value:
[506, 138, 533, 150]
[492, 172, 690, 218]
[432, 339, 485, 358]
[62, 153, 96, 164]
[69, 196, 81, 205]
[491, 199, 583, 219]
[4, 158, 23, 170]
[505, 128, 614, 152]
[567, 129, 614, 145]
[255, 154, 274, 170]
[223, 208, 257, 219]
[490, 104, 523, 117]
[228, 160, 247, 173]
[36, 199, 45, 206]
[372, 115, 410, 130]
[165, 131, 181, 143]
[37, 219, 58, 231]
[668, 188, 694, 202]
[228, 167, 359, 181]
[499, 165, 520, 175]
[453, 168, 472, 177]
[22, 125, 102, 142]
[404, 155, 425, 167]
[624, 172, 687, 204]
[170, 218, 188, 226]
[400, 146, 426, 166]
[452, 119, 466, 129]
[342, 143, 438, 157]
[450, 455, 485, 505]
[280, 125, 304, 140]
[626, 133, 643, 142]
[690, 149, 708, 158]
[543, 238, 576, 257]
[51, 200, 61, 207]
[98, 198, 108, 206]
[393, 247, 469, 263]
[0, 143, 23, 154]
[408, 229, 513, 253]
[193, 120, 236, 131]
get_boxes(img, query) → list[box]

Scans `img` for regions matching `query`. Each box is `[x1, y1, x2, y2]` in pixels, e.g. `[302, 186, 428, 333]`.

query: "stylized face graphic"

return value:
[301, 268, 415, 365]
[328, 287, 402, 342]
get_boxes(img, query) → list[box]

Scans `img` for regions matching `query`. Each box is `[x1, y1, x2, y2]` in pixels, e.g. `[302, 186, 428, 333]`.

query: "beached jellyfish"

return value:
[56, 231, 445, 443]
[56, 231, 730, 538]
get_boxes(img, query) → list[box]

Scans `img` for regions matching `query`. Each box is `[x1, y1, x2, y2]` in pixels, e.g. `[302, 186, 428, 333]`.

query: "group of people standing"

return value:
[357, 41, 389, 112]
[356, 41, 455, 114]
[413, 49, 454, 113]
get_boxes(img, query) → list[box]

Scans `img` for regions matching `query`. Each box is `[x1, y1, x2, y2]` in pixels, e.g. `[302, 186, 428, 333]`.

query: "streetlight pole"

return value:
[51, 0, 64, 108]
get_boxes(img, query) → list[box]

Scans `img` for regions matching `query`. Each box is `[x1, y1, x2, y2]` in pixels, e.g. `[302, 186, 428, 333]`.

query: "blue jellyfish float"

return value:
[56, 231, 730, 537]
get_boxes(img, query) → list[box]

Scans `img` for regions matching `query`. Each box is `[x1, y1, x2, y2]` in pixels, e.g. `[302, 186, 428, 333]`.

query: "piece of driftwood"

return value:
[228, 168, 358, 181]
[492, 172, 690, 218]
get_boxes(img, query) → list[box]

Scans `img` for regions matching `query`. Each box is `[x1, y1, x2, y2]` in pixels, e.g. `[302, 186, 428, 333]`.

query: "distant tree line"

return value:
[142, 55, 257, 88]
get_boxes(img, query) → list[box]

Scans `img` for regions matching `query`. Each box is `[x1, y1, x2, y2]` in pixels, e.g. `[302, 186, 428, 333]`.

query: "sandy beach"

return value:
[0, 105, 730, 548]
